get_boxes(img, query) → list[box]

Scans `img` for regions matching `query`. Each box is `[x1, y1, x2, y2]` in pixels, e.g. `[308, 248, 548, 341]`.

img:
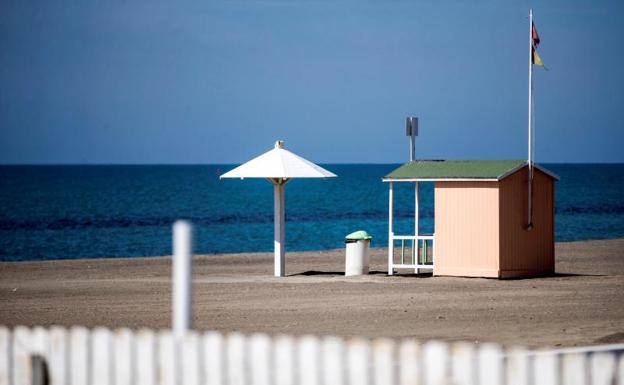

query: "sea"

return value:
[0, 164, 623, 262]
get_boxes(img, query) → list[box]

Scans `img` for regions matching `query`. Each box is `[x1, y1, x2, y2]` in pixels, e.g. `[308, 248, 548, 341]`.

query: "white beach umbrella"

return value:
[220, 140, 337, 277]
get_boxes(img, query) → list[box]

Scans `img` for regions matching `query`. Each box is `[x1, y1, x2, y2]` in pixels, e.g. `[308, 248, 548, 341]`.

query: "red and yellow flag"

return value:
[532, 22, 545, 67]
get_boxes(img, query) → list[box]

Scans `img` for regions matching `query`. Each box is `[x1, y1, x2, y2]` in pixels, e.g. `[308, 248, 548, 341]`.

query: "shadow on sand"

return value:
[291, 271, 601, 279]
[292, 270, 434, 278]
[502, 272, 605, 280]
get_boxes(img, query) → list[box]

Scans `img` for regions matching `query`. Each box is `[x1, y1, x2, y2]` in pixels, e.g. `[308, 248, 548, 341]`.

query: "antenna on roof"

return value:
[406, 117, 418, 162]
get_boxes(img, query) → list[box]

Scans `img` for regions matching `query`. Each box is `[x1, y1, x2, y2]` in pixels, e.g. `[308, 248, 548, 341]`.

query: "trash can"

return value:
[345, 230, 372, 276]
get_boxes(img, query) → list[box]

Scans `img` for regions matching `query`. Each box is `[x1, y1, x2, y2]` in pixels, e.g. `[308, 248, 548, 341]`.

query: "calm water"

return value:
[0, 164, 623, 261]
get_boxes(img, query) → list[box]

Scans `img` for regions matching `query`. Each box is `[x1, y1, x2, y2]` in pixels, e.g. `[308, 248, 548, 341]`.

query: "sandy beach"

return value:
[1, 238, 623, 348]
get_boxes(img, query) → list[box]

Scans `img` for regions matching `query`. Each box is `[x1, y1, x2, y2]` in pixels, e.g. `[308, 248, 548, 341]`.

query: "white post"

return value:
[274, 180, 286, 277]
[388, 182, 394, 275]
[527, 8, 534, 229]
[415, 182, 420, 273]
[173, 220, 193, 337]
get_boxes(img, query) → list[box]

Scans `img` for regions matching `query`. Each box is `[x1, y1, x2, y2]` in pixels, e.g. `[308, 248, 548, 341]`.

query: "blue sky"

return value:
[1, 1, 622, 164]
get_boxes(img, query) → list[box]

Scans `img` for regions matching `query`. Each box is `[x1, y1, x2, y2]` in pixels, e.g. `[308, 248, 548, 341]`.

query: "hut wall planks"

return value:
[434, 181, 501, 278]
[498, 167, 555, 277]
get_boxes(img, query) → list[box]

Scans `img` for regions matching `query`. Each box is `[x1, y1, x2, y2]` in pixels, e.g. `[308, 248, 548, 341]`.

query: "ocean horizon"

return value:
[1, 163, 623, 262]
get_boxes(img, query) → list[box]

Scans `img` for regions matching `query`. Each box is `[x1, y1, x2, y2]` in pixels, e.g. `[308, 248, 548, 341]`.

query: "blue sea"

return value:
[0, 164, 623, 261]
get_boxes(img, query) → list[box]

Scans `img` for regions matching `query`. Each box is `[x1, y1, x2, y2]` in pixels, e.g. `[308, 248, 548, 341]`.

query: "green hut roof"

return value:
[384, 160, 559, 181]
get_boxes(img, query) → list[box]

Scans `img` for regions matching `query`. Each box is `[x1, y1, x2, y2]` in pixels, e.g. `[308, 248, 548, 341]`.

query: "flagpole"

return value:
[527, 8, 534, 230]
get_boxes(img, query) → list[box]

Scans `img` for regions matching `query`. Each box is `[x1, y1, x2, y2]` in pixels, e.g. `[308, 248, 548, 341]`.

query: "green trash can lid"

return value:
[345, 230, 372, 241]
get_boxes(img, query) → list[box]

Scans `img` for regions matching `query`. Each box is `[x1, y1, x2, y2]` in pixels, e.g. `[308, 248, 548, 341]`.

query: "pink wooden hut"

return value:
[383, 160, 559, 278]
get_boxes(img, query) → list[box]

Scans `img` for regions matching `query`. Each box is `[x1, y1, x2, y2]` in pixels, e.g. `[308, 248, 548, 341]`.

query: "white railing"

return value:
[388, 234, 434, 273]
[2, 325, 622, 385]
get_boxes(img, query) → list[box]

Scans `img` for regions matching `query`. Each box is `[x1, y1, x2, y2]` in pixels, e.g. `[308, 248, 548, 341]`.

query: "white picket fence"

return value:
[1, 325, 623, 385]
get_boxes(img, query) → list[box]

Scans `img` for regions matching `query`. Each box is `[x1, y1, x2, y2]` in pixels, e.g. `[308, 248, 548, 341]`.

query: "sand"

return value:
[1, 238, 623, 348]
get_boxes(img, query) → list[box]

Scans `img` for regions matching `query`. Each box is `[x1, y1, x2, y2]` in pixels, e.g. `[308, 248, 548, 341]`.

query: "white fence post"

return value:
[299, 335, 321, 385]
[203, 331, 225, 385]
[157, 330, 175, 385]
[590, 352, 616, 385]
[114, 328, 134, 385]
[48, 326, 68, 385]
[182, 331, 201, 385]
[617, 353, 624, 385]
[534, 351, 558, 385]
[321, 336, 345, 385]
[12, 326, 31, 385]
[373, 338, 395, 385]
[562, 353, 587, 385]
[249, 333, 272, 385]
[273, 335, 295, 385]
[173, 220, 193, 338]
[347, 338, 370, 385]
[92, 327, 113, 385]
[398, 339, 420, 385]
[478, 343, 503, 385]
[451, 342, 476, 385]
[506, 347, 529, 385]
[226, 332, 247, 385]
[69, 326, 89, 385]
[30, 327, 48, 356]
[0, 327, 10, 385]
[136, 329, 156, 385]
[423, 341, 448, 385]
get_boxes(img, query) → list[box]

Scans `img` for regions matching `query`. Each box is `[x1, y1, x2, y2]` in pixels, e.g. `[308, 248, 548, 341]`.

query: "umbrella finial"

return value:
[275, 140, 284, 149]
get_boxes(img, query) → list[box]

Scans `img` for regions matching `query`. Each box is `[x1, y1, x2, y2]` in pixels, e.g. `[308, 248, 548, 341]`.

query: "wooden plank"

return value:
[226, 333, 247, 385]
[69, 326, 89, 385]
[182, 332, 201, 385]
[450, 342, 476, 385]
[91, 327, 112, 385]
[533, 352, 558, 385]
[203, 331, 224, 385]
[423, 341, 448, 385]
[113, 328, 134, 385]
[372, 338, 395, 385]
[273, 335, 295, 385]
[48, 326, 68, 385]
[12, 326, 31, 385]
[321, 336, 345, 385]
[561, 353, 586, 385]
[298, 335, 320, 385]
[398, 339, 420, 385]
[136, 329, 156, 385]
[590, 352, 616, 385]
[477, 343, 502, 385]
[157, 331, 175, 385]
[505, 347, 529, 385]
[248, 334, 271, 385]
[347, 338, 370, 385]
[0, 327, 10, 385]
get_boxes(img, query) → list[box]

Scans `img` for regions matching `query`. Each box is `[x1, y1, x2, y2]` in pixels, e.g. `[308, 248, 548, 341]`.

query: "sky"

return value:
[1, 0, 623, 164]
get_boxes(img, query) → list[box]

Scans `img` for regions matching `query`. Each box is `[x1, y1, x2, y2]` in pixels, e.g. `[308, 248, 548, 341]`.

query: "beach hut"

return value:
[220, 140, 336, 277]
[383, 160, 559, 278]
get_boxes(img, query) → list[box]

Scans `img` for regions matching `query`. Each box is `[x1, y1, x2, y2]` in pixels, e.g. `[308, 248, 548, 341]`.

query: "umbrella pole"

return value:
[273, 179, 286, 277]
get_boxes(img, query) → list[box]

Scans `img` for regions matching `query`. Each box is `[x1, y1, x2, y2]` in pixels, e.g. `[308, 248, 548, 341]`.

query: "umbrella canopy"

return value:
[220, 140, 336, 179]
[220, 141, 336, 277]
